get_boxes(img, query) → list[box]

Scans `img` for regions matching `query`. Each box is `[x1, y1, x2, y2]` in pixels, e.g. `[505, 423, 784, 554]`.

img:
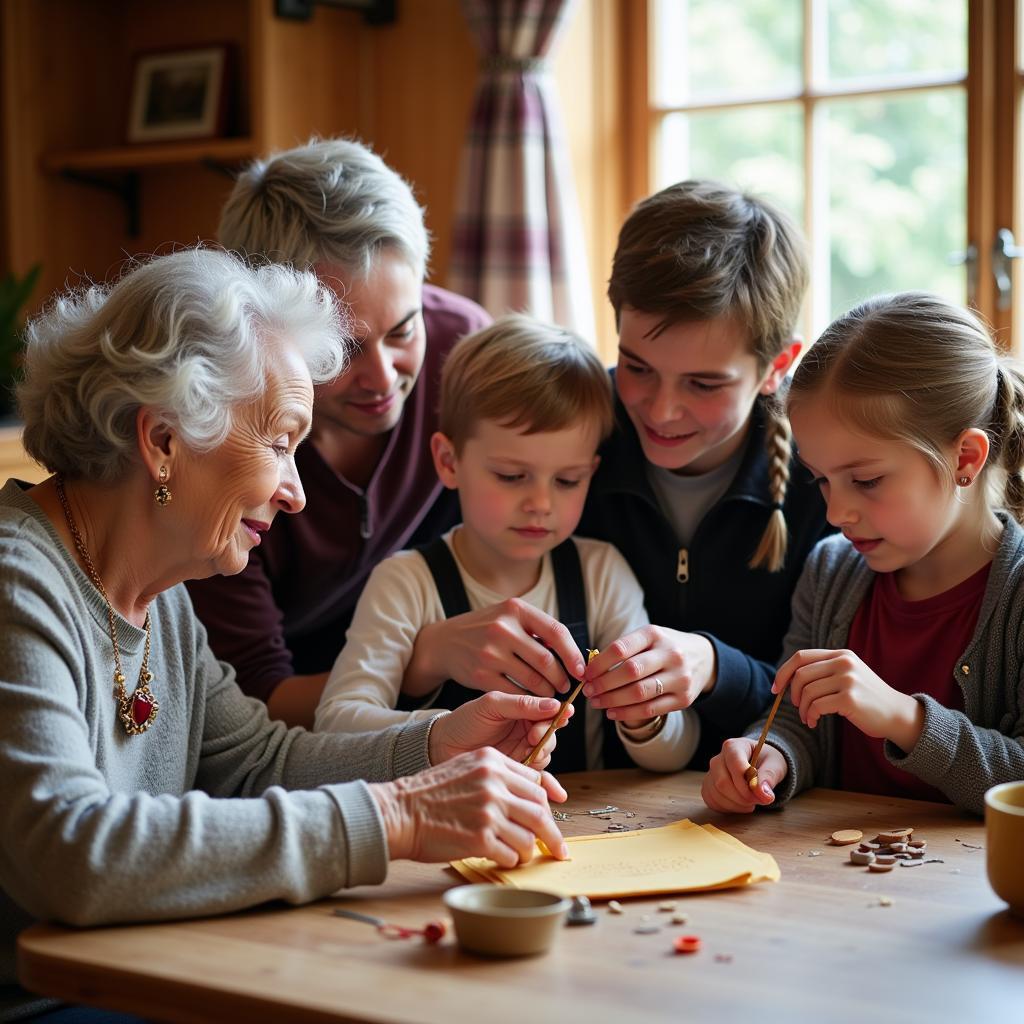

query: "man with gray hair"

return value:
[187, 138, 490, 728]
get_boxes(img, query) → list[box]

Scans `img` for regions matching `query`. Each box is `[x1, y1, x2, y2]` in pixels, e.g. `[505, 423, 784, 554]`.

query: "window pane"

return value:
[654, 106, 804, 229]
[651, 0, 801, 106]
[825, 0, 966, 84]
[825, 89, 966, 326]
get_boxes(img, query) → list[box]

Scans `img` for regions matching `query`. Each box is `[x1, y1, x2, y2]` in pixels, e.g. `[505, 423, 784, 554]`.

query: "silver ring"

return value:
[654, 678, 663, 698]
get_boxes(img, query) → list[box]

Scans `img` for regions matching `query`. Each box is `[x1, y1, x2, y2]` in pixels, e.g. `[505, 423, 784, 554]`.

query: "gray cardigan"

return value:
[0, 481, 434, 1018]
[748, 512, 1024, 815]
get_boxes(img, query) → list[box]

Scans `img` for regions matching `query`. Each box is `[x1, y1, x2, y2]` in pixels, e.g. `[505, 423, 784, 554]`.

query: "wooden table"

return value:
[17, 770, 1024, 1023]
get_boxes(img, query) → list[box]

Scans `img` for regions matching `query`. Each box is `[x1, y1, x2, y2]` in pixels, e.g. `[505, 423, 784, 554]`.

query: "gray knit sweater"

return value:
[747, 512, 1024, 815]
[0, 481, 433, 1018]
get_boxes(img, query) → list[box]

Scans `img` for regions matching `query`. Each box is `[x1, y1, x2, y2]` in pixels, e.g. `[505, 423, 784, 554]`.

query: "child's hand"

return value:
[428, 690, 575, 769]
[774, 648, 925, 750]
[582, 626, 715, 721]
[702, 738, 786, 813]
[403, 600, 584, 699]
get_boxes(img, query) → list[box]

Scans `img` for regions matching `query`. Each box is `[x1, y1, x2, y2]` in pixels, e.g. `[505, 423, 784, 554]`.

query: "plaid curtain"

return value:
[449, 0, 594, 337]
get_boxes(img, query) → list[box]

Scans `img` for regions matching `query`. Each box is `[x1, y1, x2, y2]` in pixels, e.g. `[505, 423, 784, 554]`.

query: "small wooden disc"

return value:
[876, 827, 914, 844]
[829, 829, 864, 846]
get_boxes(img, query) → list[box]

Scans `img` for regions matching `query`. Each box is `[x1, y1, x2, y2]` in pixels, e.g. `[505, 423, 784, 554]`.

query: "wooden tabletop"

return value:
[17, 770, 1024, 1024]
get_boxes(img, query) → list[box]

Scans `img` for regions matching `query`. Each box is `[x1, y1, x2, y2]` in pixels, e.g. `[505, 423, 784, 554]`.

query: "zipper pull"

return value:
[359, 494, 372, 539]
[677, 547, 689, 583]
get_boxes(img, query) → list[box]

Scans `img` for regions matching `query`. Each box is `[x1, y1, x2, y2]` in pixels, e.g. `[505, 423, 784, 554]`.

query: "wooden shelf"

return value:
[41, 137, 256, 174]
[40, 137, 257, 237]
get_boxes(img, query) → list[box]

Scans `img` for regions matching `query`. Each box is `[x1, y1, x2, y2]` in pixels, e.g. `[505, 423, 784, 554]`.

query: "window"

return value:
[631, 0, 1022, 350]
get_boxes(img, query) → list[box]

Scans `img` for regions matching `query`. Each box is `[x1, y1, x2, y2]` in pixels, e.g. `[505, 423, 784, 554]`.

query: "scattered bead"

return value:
[608, 900, 624, 914]
[671, 912, 689, 925]
[659, 901, 677, 912]
[674, 934, 702, 954]
[566, 896, 597, 926]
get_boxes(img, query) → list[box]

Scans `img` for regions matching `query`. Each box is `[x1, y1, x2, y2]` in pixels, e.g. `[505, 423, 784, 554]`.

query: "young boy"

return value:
[315, 315, 700, 774]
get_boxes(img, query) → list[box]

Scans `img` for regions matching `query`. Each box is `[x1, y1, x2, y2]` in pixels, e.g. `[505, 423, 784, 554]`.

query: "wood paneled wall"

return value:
[1, 0, 629, 359]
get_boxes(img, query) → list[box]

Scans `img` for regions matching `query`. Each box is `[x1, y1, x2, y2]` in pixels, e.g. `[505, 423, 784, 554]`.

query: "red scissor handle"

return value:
[377, 919, 447, 944]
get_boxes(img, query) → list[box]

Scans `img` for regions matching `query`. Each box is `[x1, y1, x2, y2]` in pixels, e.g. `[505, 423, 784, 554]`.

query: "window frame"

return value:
[626, 0, 1021, 351]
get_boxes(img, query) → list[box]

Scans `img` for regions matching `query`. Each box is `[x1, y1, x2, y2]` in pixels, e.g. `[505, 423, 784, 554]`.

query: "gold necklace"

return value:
[55, 475, 159, 735]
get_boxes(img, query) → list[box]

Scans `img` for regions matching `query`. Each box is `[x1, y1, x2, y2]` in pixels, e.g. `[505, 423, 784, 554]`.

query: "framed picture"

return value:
[127, 47, 228, 143]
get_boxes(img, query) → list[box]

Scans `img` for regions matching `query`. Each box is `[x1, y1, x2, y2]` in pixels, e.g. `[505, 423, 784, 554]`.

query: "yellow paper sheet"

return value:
[451, 819, 779, 899]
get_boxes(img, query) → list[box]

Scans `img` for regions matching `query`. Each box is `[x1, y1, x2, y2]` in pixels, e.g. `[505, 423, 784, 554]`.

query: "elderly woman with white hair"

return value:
[0, 249, 569, 1022]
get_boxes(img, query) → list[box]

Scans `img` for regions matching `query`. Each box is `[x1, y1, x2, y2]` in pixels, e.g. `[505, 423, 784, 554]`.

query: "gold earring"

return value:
[154, 466, 172, 507]
[957, 475, 972, 487]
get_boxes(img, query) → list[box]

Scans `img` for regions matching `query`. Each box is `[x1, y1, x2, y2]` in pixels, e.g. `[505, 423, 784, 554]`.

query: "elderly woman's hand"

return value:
[427, 691, 573, 769]
[369, 748, 569, 867]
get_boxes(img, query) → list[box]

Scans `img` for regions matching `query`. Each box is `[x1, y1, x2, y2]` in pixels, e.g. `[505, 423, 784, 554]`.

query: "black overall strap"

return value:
[546, 540, 589, 773]
[419, 537, 471, 618]
[398, 538, 480, 712]
[549, 540, 630, 771]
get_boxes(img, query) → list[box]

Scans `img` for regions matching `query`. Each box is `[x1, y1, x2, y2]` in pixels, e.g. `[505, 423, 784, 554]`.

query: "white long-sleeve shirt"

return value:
[316, 529, 700, 772]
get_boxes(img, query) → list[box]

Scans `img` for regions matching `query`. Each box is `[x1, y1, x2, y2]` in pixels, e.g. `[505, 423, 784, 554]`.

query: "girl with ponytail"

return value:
[577, 181, 832, 766]
[703, 292, 1024, 814]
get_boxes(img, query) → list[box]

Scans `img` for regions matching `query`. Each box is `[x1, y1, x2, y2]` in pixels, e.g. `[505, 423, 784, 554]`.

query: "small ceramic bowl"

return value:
[442, 885, 571, 957]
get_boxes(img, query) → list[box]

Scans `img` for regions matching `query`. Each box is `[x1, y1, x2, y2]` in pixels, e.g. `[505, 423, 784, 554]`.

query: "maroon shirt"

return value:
[187, 285, 490, 701]
[839, 562, 991, 802]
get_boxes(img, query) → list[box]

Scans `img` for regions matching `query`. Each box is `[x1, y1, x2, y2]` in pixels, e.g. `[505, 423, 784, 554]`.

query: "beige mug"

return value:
[984, 780, 1024, 917]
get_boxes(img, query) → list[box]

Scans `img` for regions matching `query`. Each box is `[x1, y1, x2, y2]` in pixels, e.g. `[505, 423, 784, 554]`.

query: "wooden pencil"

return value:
[521, 649, 597, 769]
[744, 684, 787, 790]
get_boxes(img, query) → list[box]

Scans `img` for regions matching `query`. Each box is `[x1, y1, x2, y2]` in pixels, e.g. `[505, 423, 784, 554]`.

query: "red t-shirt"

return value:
[839, 562, 991, 802]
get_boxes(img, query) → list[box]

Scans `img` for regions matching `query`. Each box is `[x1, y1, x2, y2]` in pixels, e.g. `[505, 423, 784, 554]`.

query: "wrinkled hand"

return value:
[582, 626, 716, 724]
[428, 691, 574, 768]
[702, 737, 787, 813]
[369, 747, 569, 867]
[405, 599, 584, 699]
[776, 648, 923, 750]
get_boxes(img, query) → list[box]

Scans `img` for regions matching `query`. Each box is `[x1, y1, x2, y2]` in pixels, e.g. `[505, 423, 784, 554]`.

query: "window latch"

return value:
[992, 228, 1024, 312]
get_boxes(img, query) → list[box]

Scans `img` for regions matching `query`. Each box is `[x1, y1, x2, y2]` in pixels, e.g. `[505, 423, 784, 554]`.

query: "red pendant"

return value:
[131, 692, 154, 726]
[119, 681, 159, 735]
